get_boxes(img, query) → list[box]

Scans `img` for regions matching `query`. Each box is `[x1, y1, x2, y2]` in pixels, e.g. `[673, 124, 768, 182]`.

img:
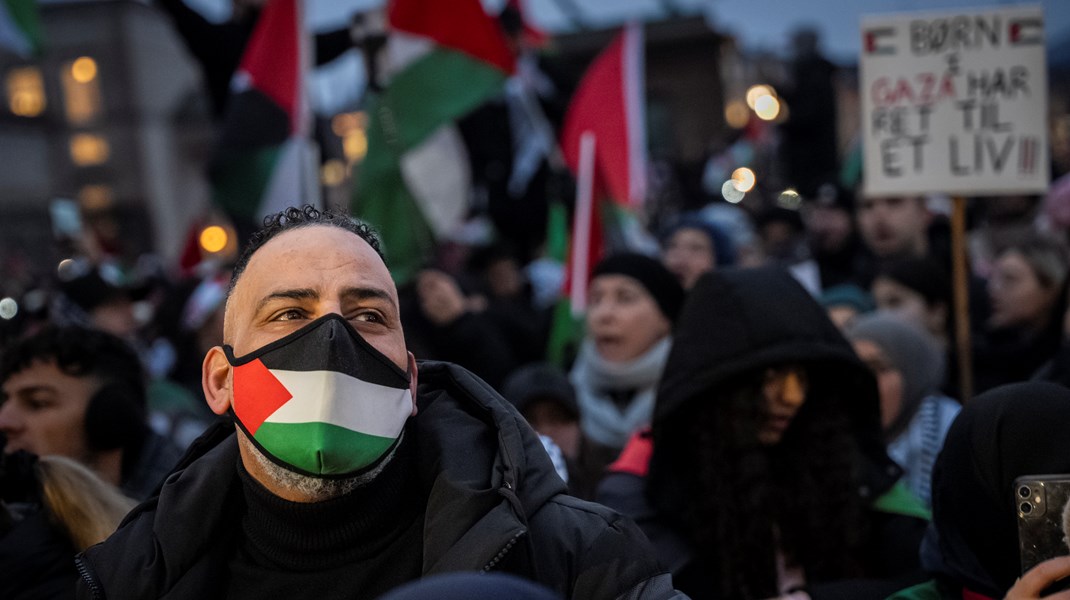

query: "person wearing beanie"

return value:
[502, 363, 580, 461]
[598, 267, 929, 600]
[846, 313, 960, 507]
[569, 253, 683, 481]
[660, 213, 737, 289]
[501, 363, 588, 496]
[820, 284, 875, 331]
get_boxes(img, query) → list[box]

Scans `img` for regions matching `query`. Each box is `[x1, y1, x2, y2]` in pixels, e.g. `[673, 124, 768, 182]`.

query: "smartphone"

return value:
[1016, 474, 1070, 581]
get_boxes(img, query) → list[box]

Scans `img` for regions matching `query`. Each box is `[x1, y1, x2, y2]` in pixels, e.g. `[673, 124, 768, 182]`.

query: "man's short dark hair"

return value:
[227, 205, 384, 299]
[0, 325, 145, 395]
[0, 325, 149, 473]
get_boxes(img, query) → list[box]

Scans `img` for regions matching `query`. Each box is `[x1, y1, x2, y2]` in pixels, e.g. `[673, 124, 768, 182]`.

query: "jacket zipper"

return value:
[482, 530, 524, 572]
[75, 556, 105, 600]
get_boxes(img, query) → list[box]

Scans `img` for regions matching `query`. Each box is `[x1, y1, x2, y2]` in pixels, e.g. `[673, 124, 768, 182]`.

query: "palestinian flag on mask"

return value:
[228, 341, 412, 476]
[210, 0, 316, 232]
[352, 0, 514, 284]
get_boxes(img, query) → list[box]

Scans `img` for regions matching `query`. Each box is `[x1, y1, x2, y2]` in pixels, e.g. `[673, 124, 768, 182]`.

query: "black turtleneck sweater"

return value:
[225, 438, 425, 598]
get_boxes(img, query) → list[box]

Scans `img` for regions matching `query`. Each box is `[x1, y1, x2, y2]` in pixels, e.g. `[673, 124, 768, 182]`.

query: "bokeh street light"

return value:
[754, 95, 781, 121]
[199, 226, 229, 253]
[731, 167, 756, 192]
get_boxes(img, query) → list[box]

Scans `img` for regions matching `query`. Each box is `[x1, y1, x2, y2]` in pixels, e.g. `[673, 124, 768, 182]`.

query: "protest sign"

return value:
[861, 5, 1049, 197]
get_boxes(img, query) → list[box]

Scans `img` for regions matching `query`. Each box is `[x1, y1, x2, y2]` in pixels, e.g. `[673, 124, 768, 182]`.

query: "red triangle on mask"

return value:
[232, 358, 292, 435]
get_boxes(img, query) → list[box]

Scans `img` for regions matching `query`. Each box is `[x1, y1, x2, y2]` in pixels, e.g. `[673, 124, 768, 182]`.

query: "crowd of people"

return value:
[4, 188, 1070, 598]
[4, 1, 1070, 599]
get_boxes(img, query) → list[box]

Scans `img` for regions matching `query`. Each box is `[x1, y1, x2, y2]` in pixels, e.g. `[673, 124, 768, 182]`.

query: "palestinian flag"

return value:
[211, 0, 316, 233]
[547, 23, 648, 365]
[352, 0, 514, 284]
[561, 22, 647, 211]
[227, 327, 412, 476]
[0, 0, 41, 57]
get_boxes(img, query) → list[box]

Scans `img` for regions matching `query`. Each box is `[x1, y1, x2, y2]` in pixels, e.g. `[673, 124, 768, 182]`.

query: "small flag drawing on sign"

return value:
[1010, 18, 1043, 46]
[865, 27, 896, 55]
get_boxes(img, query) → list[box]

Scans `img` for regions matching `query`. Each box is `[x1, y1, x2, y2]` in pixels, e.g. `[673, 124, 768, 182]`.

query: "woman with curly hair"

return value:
[599, 268, 929, 600]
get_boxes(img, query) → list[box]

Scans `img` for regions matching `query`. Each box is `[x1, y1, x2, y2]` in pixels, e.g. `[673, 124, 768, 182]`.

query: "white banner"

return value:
[861, 5, 1049, 197]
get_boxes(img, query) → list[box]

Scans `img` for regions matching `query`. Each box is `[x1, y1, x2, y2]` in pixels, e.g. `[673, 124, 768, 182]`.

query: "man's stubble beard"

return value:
[238, 430, 400, 502]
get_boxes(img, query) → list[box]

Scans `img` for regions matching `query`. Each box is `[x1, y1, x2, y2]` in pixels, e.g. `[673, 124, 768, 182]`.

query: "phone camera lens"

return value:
[1019, 486, 1032, 498]
[1021, 502, 1033, 514]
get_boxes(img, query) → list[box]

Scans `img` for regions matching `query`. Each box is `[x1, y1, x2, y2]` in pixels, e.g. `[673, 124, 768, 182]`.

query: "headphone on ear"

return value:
[84, 380, 147, 452]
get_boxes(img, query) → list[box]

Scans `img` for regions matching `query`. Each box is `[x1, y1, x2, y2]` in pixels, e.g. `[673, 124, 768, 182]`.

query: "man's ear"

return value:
[407, 351, 419, 417]
[203, 346, 233, 416]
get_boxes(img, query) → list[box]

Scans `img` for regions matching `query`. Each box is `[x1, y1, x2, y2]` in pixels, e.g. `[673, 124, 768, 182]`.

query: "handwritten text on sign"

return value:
[861, 6, 1049, 196]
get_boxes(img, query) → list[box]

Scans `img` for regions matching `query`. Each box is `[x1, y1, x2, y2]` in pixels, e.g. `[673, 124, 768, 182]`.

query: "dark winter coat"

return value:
[76, 361, 684, 600]
[1, 506, 78, 600]
[892, 381, 1070, 600]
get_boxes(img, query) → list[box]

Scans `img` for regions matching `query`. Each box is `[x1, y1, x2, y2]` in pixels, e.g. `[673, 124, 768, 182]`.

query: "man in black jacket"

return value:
[76, 206, 684, 600]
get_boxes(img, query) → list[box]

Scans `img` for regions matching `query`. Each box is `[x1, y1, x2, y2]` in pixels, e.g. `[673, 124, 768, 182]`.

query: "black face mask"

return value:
[224, 314, 412, 477]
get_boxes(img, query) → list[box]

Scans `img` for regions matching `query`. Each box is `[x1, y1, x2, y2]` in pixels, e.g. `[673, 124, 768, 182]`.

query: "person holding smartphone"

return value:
[1006, 556, 1070, 600]
[887, 381, 1070, 600]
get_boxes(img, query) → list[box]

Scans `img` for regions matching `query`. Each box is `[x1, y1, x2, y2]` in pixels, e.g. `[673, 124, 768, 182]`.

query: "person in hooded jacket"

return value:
[846, 313, 961, 508]
[887, 381, 1070, 600]
[74, 206, 684, 600]
[598, 267, 929, 600]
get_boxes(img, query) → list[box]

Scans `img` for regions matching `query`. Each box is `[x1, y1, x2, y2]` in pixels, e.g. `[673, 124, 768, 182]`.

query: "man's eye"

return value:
[275, 309, 305, 321]
[353, 311, 384, 324]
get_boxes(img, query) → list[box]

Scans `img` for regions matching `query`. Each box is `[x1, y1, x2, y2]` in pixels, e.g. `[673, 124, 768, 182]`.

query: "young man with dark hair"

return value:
[76, 206, 685, 599]
[0, 326, 183, 500]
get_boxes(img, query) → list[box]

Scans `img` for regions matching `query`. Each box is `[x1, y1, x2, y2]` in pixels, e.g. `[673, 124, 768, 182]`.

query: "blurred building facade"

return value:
[0, 0, 213, 285]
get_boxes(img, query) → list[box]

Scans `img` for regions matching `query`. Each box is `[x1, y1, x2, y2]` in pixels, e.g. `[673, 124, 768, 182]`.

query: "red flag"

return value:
[212, 0, 315, 226]
[237, 0, 304, 134]
[559, 23, 646, 314]
[388, 0, 515, 74]
[561, 23, 646, 209]
[177, 219, 204, 277]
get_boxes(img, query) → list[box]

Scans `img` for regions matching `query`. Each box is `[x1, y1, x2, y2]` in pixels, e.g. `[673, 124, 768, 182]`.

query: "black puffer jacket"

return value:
[76, 362, 685, 600]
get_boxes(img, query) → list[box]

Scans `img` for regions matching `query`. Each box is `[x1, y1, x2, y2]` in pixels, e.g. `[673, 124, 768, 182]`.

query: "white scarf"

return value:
[569, 337, 672, 449]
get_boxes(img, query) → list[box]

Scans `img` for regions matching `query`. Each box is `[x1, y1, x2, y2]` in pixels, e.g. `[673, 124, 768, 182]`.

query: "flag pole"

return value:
[570, 131, 597, 318]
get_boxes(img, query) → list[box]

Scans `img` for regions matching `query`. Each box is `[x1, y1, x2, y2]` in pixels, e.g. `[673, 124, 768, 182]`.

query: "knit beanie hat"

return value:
[820, 284, 875, 314]
[501, 363, 579, 420]
[846, 312, 945, 439]
[591, 253, 685, 322]
[660, 213, 737, 267]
